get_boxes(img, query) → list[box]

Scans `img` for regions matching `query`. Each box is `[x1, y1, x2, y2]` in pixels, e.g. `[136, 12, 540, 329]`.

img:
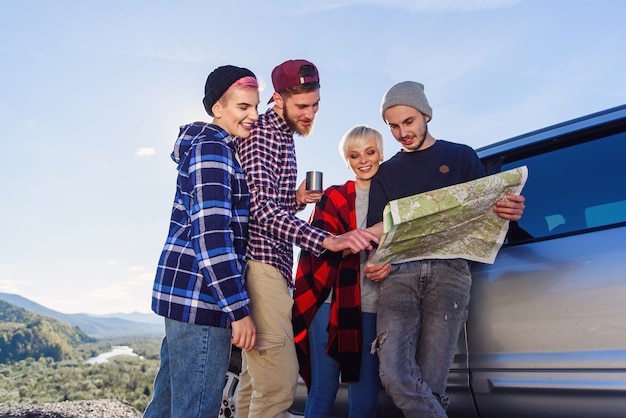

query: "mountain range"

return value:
[0, 292, 163, 339]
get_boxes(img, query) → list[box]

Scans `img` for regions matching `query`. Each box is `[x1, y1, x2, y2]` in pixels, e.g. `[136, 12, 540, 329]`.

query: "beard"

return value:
[403, 125, 429, 152]
[283, 105, 314, 137]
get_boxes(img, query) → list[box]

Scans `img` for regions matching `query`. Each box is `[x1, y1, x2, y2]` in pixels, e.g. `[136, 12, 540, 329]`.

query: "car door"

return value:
[467, 114, 626, 418]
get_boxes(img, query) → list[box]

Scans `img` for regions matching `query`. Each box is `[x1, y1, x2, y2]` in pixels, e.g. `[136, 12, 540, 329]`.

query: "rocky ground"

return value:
[0, 400, 142, 418]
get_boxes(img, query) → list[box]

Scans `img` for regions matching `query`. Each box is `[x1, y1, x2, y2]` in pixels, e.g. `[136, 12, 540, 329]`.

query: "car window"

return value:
[500, 130, 626, 243]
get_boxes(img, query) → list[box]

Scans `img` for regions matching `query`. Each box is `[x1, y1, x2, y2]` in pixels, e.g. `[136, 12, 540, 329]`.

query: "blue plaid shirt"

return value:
[151, 122, 250, 327]
[235, 108, 329, 285]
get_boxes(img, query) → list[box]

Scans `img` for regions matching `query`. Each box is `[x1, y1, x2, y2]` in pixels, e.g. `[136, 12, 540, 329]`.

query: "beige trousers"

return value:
[236, 261, 299, 418]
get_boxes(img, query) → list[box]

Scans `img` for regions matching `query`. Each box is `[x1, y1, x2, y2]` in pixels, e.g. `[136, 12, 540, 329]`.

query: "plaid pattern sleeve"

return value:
[151, 123, 250, 327]
[292, 181, 363, 388]
[236, 109, 329, 283]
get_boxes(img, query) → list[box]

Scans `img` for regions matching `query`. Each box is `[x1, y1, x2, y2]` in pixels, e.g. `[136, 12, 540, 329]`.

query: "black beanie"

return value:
[202, 65, 255, 116]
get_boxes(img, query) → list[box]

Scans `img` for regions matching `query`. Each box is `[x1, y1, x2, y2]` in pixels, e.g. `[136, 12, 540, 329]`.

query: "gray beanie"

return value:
[380, 81, 433, 121]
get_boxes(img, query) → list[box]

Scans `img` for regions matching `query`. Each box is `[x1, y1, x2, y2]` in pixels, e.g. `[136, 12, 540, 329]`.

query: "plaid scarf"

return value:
[292, 181, 362, 388]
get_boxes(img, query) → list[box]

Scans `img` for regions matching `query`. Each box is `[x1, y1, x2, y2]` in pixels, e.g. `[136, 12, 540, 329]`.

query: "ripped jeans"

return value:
[375, 259, 471, 418]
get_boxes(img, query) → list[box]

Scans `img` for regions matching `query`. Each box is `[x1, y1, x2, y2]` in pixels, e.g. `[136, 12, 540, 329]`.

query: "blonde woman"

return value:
[293, 126, 391, 418]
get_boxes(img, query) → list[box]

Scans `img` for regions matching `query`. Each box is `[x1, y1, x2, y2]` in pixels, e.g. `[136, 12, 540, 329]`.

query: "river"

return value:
[85, 345, 142, 365]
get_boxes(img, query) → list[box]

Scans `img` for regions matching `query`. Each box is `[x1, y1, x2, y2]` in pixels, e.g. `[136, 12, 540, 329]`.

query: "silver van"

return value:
[447, 103, 626, 417]
[228, 104, 626, 418]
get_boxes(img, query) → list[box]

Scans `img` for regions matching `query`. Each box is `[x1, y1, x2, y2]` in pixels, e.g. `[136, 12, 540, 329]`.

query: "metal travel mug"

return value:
[306, 171, 323, 192]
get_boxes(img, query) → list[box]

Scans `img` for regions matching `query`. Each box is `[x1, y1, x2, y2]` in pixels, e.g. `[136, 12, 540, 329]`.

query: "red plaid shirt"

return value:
[292, 180, 363, 388]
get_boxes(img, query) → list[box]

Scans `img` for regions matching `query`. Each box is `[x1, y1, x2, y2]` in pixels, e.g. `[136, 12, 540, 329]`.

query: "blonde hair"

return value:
[338, 125, 384, 166]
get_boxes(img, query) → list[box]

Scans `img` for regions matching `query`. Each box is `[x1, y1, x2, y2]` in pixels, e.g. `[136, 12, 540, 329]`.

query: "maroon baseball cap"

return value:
[268, 59, 320, 103]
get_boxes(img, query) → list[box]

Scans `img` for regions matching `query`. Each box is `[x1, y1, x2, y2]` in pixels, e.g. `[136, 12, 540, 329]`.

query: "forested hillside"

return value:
[0, 300, 162, 412]
[0, 300, 94, 363]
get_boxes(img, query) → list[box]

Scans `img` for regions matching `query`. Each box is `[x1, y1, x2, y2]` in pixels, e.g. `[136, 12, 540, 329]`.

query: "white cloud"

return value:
[0, 280, 22, 294]
[290, 0, 523, 13]
[81, 278, 154, 314]
[128, 266, 154, 283]
[131, 271, 154, 284]
[377, 0, 523, 12]
[136, 147, 156, 157]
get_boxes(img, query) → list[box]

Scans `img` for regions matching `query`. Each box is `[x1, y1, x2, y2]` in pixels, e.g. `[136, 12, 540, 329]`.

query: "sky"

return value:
[1, 0, 625, 316]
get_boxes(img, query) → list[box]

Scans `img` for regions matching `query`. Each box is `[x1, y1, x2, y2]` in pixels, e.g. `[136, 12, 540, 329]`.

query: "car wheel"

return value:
[219, 345, 242, 418]
[219, 370, 239, 418]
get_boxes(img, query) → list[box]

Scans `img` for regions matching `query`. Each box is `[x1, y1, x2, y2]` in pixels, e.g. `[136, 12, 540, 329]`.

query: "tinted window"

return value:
[501, 130, 626, 243]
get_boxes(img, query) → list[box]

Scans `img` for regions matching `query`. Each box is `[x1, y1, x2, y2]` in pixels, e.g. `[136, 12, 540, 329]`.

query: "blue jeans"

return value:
[143, 318, 232, 418]
[305, 303, 380, 418]
[376, 259, 471, 418]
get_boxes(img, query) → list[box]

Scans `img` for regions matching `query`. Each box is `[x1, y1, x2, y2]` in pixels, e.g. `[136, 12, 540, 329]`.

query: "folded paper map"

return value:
[370, 166, 528, 265]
